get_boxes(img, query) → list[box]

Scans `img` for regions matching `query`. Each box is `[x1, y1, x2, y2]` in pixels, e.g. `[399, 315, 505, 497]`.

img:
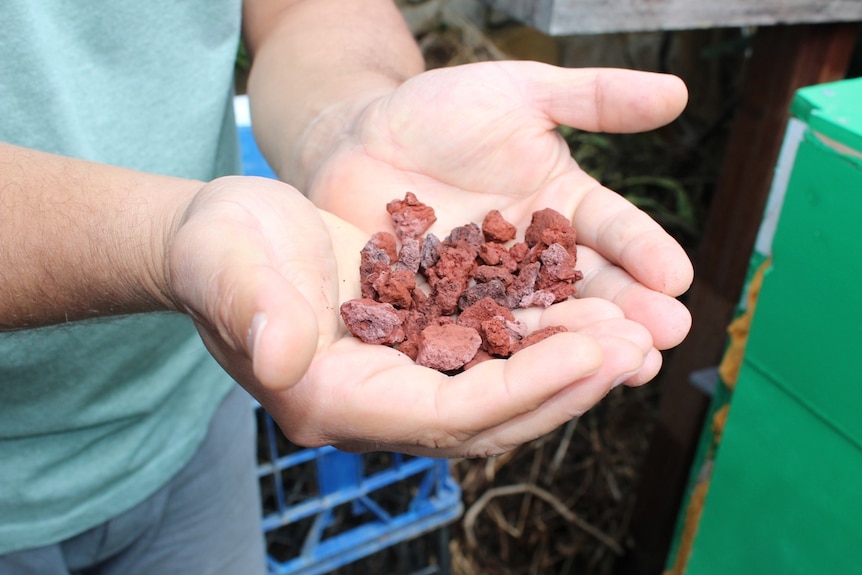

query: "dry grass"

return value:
[449, 384, 660, 575]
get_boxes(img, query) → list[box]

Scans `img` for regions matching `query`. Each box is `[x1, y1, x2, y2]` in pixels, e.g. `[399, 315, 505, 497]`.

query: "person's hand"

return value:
[164, 175, 655, 457]
[303, 62, 693, 385]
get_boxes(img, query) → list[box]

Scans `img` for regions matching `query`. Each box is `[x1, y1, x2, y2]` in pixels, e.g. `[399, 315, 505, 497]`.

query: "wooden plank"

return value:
[620, 22, 859, 575]
[484, 0, 862, 34]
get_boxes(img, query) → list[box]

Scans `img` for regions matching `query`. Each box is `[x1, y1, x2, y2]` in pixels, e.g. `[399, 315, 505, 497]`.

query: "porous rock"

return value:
[415, 323, 482, 371]
[340, 193, 582, 373]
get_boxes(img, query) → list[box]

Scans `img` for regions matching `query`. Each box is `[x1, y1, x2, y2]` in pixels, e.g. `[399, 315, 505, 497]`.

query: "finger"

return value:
[240, 266, 320, 390]
[191, 269, 319, 390]
[574, 317, 663, 386]
[575, 317, 653, 355]
[570, 175, 694, 296]
[527, 64, 689, 133]
[460, 334, 645, 456]
[288, 331, 604, 451]
[576, 252, 692, 350]
[182, 262, 320, 395]
[570, 316, 660, 386]
[513, 296, 625, 333]
[622, 346, 664, 387]
[170, 186, 325, 390]
[191, 246, 321, 391]
[442, 331, 603, 435]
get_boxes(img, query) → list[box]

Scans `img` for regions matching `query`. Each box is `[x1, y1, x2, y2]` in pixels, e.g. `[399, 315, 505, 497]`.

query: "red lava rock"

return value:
[359, 241, 391, 299]
[478, 242, 505, 265]
[394, 237, 421, 273]
[518, 290, 556, 309]
[427, 244, 476, 288]
[482, 209, 517, 243]
[340, 299, 405, 345]
[478, 243, 519, 274]
[539, 243, 579, 281]
[481, 318, 513, 356]
[509, 241, 530, 264]
[372, 269, 416, 309]
[457, 297, 515, 331]
[419, 234, 441, 271]
[537, 243, 584, 303]
[462, 348, 495, 370]
[431, 277, 466, 316]
[459, 279, 509, 311]
[340, 193, 583, 373]
[447, 222, 484, 247]
[415, 323, 482, 371]
[370, 231, 398, 262]
[411, 288, 442, 322]
[398, 308, 428, 339]
[386, 192, 437, 239]
[398, 334, 420, 361]
[426, 243, 476, 315]
[506, 261, 540, 308]
[525, 208, 576, 250]
[510, 325, 568, 355]
[473, 265, 514, 286]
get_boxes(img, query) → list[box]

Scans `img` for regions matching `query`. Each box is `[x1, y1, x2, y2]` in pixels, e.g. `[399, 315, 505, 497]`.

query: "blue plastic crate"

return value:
[235, 96, 464, 575]
[255, 406, 463, 575]
[235, 101, 278, 180]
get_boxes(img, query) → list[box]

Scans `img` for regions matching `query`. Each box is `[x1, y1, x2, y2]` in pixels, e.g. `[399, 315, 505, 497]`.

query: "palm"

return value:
[309, 62, 577, 233]
[168, 176, 653, 457]
[308, 62, 693, 350]
[263, 296, 652, 458]
[220, 208, 634, 458]
[169, 63, 696, 457]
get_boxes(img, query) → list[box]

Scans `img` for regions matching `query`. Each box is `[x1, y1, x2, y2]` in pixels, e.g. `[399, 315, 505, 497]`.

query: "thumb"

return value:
[527, 64, 688, 133]
[171, 225, 320, 392]
[227, 263, 320, 391]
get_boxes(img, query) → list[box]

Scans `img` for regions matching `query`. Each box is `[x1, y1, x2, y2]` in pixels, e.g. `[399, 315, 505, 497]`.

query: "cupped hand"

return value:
[164, 175, 655, 456]
[304, 62, 693, 363]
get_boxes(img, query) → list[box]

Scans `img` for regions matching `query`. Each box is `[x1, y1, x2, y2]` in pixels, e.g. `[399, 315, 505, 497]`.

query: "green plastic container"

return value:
[683, 78, 862, 574]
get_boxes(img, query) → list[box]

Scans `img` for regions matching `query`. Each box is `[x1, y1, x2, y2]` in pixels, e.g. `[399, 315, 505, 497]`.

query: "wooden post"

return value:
[620, 22, 859, 575]
[484, 0, 862, 35]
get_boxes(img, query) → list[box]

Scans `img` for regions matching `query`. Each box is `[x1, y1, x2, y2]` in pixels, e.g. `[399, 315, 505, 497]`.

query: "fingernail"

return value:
[247, 312, 267, 360]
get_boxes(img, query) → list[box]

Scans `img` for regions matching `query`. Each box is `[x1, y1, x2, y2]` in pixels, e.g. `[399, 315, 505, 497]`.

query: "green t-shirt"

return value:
[0, 1, 243, 553]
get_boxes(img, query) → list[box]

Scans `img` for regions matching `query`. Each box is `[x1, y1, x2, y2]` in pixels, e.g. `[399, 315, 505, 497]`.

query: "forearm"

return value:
[243, 0, 424, 188]
[0, 143, 198, 329]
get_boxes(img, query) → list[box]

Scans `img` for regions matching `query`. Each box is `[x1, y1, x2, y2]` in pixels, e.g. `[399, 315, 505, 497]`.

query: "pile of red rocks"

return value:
[339, 193, 583, 373]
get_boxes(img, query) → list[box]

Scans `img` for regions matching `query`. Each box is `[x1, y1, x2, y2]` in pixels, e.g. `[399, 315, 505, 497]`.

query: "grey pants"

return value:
[0, 385, 267, 575]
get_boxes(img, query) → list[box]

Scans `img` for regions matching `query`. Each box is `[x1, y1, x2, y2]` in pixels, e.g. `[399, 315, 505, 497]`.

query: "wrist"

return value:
[148, 178, 205, 314]
[286, 88, 391, 190]
[243, 0, 424, 190]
